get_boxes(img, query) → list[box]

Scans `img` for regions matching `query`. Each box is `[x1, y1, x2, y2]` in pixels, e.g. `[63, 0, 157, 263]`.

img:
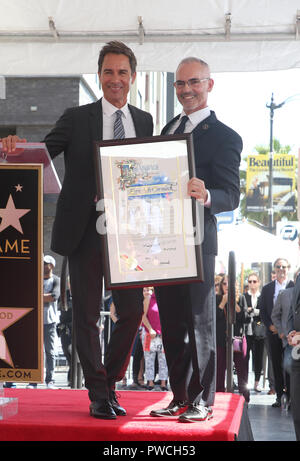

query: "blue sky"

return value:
[209, 67, 300, 161]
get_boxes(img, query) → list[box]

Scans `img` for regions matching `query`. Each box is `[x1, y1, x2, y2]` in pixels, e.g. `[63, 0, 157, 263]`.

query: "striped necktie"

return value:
[173, 115, 189, 134]
[114, 110, 125, 139]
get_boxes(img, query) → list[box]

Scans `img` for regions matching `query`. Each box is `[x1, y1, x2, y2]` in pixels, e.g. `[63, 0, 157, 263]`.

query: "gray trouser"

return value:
[142, 329, 168, 381]
[44, 322, 57, 384]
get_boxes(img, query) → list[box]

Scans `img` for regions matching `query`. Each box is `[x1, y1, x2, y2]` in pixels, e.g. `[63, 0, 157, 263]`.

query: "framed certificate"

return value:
[94, 134, 204, 288]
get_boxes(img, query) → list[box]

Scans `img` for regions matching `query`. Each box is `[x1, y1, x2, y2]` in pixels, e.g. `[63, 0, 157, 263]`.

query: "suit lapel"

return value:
[89, 98, 103, 141]
[161, 115, 180, 135]
[128, 104, 144, 137]
[293, 276, 300, 314]
[270, 280, 275, 299]
[192, 111, 217, 142]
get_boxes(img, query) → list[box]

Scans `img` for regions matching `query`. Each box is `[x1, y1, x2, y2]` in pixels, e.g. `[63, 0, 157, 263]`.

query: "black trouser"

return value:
[246, 335, 264, 382]
[68, 211, 143, 402]
[267, 332, 285, 400]
[291, 357, 300, 440]
[132, 331, 144, 382]
[155, 254, 216, 406]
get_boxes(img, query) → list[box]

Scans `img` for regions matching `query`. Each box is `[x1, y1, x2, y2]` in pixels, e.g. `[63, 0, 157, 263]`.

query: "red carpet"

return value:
[1, 389, 248, 441]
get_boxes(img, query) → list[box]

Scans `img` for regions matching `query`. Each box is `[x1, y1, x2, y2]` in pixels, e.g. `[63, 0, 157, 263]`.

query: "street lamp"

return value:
[266, 93, 300, 233]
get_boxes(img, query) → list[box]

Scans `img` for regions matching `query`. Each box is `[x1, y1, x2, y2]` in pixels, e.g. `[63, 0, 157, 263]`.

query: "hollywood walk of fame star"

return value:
[0, 307, 33, 367]
[14, 184, 23, 192]
[0, 194, 30, 234]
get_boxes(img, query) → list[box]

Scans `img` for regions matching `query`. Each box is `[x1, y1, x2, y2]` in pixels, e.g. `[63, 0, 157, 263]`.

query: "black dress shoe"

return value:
[109, 390, 127, 416]
[89, 399, 117, 419]
[272, 399, 281, 408]
[178, 404, 213, 423]
[150, 400, 188, 417]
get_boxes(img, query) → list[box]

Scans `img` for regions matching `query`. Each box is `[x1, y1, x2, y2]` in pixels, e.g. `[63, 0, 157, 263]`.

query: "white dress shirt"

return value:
[274, 279, 288, 305]
[247, 290, 261, 335]
[248, 290, 261, 313]
[102, 97, 136, 140]
[168, 107, 211, 135]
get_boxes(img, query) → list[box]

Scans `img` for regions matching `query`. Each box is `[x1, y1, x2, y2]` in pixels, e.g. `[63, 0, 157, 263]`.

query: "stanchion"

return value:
[226, 251, 236, 393]
[60, 256, 82, 389]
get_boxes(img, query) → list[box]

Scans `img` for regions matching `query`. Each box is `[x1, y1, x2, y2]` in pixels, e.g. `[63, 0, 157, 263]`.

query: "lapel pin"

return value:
[202, 123, 209, 130]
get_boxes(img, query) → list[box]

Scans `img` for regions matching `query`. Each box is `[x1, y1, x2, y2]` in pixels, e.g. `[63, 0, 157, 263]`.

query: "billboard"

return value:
[246, 154, 296, 212]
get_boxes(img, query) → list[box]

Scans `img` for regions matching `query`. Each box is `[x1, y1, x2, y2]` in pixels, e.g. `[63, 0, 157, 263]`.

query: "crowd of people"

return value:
[214, 257, 300, 421]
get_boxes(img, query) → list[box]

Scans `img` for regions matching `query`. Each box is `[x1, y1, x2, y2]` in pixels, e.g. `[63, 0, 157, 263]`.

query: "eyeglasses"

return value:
[275, 265, 288, 270]
[248, 280, 258, 284]
[174, 78, 210, 89]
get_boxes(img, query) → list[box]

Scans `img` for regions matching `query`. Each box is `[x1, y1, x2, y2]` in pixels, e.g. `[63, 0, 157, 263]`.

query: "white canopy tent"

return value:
[1, 0, 300, 75]
[217, 221, 300, 269]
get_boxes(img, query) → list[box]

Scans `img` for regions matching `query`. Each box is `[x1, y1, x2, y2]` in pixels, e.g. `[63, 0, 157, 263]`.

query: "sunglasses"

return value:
[248, 280, 257, 284]
[275, 265, 288, 270]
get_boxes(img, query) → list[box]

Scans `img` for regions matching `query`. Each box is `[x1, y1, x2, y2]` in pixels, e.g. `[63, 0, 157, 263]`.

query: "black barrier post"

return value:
[60, 257, 68, 311]
[60, 257, 82, 389]
[226, 251, 236, 393]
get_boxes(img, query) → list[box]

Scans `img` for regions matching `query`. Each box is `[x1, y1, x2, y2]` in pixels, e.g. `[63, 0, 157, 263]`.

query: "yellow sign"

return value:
[246, 154, 296, 212]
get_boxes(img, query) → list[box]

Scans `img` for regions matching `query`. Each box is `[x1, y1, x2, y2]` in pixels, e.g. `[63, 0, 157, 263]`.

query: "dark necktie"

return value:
[173, 115, 189, 134]
[114, 110, 125, 139]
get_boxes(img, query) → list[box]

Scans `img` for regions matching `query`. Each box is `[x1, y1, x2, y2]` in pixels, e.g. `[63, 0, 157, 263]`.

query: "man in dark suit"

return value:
[150, 57, 242, 422]
[259, 258, 294, 407]
[1, 41, 153, 419]
[287, 273, 300, 440]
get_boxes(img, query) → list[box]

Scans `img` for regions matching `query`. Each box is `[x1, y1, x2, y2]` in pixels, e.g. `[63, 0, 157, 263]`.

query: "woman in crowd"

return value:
[244, 272, 265, 392]
[216, 275, 249, 402]
[142, 287, 168, 391]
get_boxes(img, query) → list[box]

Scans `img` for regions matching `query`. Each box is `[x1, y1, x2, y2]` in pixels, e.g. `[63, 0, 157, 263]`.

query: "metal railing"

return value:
[226, 251, 236, 393]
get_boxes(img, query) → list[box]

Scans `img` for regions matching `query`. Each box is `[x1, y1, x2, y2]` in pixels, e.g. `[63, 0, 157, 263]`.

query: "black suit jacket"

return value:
[287, 274, 300, 333]
[259, 279, 294, 329]
[161, 111, 242, 255]
[44, 98, 153, 256]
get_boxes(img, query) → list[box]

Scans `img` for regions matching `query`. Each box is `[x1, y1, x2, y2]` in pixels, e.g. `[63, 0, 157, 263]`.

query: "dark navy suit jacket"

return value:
[260, 279, 294, 330]
[161, 111, 242, 255]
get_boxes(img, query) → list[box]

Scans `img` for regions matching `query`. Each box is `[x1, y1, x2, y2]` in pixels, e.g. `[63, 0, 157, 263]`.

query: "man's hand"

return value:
[44, 293, 54, 303]
[187, 177, 208, 203]
[0, 135, 27, 153]
[288, 330, 300, 346]
[269, 324, 278, 334]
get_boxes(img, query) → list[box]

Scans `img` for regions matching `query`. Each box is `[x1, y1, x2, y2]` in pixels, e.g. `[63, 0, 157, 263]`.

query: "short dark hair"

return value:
[98, 41, 137, 74]
[176, 57, 210, 75]
[273, 257, 290, 268]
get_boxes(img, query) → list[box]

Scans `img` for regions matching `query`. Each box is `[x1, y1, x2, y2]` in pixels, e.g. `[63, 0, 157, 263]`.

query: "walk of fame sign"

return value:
[0, 164, 43, 383]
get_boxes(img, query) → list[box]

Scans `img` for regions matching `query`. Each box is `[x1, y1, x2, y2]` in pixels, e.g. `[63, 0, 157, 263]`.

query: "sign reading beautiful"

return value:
[0, 164, 43, 383]
[246, 153, 296, 212]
